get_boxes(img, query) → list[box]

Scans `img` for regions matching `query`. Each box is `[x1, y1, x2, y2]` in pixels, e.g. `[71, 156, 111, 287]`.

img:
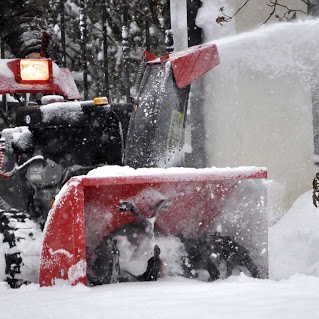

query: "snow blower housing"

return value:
[0, 43, 268, 288]
[40, 167, 267, 286]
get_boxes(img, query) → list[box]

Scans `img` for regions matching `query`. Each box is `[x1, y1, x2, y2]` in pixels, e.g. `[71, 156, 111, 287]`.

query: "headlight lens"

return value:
[27, 161, 45, 185]
[26, 159, 63, 188]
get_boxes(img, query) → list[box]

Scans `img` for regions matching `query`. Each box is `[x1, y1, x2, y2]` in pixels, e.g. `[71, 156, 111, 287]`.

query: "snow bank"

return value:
[270, 190, 319, 279]
[0, 274, 319, 319]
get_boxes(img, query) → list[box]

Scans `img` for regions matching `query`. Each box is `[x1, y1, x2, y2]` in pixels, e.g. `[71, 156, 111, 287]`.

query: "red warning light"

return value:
[15, 59, 53, 83]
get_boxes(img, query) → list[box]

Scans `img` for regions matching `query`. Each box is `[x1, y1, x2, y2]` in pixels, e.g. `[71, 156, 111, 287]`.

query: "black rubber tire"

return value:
[88, 225, 259, 285]
[87, 222, 163, 286]
[211, 234, 259, 279]
[0, 209, 42, 288]
[179, 233, 259, 281]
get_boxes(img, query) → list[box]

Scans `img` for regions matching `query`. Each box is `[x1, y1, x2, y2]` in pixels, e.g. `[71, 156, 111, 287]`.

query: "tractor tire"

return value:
[0, 210, 43, 288]
[179, 233, 259, 281]
[87, 222, 163, 285]
[205, 234, 259, 280]
[88, 224, 259, 285]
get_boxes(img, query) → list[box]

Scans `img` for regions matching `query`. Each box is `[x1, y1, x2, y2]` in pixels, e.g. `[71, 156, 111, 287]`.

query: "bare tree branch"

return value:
[264, 0, 278, 23]
[272, 0, 307, 15]
[216, 0, 310, 26]
[228, 0, 251, 18]
[216, 0, 251, 25]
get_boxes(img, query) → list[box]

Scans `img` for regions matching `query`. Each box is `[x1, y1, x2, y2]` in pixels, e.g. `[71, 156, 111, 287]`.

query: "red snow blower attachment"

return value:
[39, 167, 267, 287]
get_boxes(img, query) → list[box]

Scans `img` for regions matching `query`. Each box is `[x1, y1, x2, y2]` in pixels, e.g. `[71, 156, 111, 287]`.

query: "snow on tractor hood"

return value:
[40, 101, 84, 124]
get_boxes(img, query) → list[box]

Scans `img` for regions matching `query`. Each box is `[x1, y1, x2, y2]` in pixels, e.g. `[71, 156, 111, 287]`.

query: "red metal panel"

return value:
[39, 180, 87, 286]
[143, 50, 157, 61]
[83, 168, 266, 258]
[84, 178, 236, 258]
[151, 43, 220, 89]
[170, 43, 220, 88]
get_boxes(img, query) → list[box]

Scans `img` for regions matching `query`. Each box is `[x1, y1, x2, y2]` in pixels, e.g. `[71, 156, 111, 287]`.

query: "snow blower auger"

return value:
[37, 43, 268, 287]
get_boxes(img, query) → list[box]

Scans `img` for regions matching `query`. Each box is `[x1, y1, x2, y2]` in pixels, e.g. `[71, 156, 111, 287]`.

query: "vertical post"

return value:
[186, 0, 206, 168]
[102, 0, 110, 100]
[144, 0, 151, 51]
[165, 0, 174, 53]
[80, 0, 89, 100]
[122, 0, 130, 103]
[308, 2, 319, 163]
[0, 37, 7, 112]
[60, 0, 67, 68]
[187, 0, 203, 47]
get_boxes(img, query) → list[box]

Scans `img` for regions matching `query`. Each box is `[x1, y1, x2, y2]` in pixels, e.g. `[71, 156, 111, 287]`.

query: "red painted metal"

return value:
[39, 180, 87, 287]
[39, 167, 267, 286]
[0, 59, 81, 100]
[151, 43, 220, 88]
[143, 51, 157, 61]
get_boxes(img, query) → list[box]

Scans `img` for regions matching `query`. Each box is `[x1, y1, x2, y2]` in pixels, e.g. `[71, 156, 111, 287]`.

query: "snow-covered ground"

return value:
[0, 188, 318, 319]
[1, 275, 318, 319]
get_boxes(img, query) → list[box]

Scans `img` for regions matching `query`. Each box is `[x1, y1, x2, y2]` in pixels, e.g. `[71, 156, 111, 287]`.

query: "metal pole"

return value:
[122, 0, 130, 103]
[165, 0, 174, 53]
[144, 0, 151, 51]
[187, 0, 203, 47]
[80, 0, 89, 100]
[0, 37, 7, 112]
[186, 0, 206, 168]
[60, 0, 67, 68]
[102, 0, 110, 100]
[131, 0, 150, 99]
[1, 38, 4, 59]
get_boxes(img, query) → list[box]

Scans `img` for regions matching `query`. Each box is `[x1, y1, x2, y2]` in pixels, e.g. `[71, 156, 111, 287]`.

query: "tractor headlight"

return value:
[20, 60, 50, 81]
[27, 161, 45, 186]
[10, 59, 53, 84]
